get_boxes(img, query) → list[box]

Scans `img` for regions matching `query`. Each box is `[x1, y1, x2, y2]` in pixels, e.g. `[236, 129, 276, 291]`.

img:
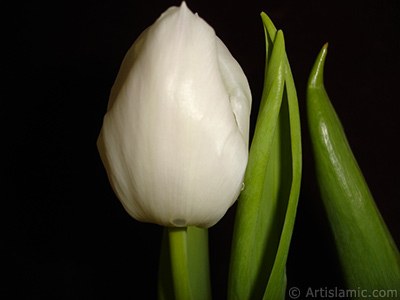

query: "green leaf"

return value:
[228, 11, 302, 297]
[307, 44, 400, 296]
[260, 13, 302, 300]
[158, 227, 212, 300]
[228, 29, 286, 300]
[262, 60, 302, 300]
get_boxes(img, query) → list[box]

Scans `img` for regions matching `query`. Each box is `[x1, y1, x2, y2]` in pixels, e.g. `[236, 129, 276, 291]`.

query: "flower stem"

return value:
[168, 227, 193, 300]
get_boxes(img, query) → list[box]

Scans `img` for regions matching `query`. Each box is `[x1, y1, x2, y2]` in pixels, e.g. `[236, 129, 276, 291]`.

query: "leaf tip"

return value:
[308, 43, 329, 89]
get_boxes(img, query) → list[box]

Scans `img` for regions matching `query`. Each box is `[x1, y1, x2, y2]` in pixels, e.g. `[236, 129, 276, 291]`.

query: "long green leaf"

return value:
[262, 65, 302, 300]
[307, 44, 400, 298]
[261, 13, 302, 300]
[228, 29, 286, 300]
[228, 12, 302, 299]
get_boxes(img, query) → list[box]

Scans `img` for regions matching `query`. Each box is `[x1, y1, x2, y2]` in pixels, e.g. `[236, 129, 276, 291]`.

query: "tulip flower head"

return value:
[97, 2, 251, 228]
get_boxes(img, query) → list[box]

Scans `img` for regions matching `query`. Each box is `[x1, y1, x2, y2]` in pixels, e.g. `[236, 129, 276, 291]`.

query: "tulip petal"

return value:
[98, 2, 251, 228]
[216, 38, 252, 147]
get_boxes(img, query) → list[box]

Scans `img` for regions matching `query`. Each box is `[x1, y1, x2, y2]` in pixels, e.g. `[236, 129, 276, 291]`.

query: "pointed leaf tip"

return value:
[260, 12, 278, 40]
[307, 42, 400, 292]
[309, 43, 329, 89]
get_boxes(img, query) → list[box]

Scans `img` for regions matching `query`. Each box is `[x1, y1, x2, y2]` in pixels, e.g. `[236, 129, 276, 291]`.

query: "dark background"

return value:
[5, 0, 399, 299]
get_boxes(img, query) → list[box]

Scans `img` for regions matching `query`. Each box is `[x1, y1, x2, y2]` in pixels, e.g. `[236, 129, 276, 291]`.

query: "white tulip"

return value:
[97, 2, 251, 228]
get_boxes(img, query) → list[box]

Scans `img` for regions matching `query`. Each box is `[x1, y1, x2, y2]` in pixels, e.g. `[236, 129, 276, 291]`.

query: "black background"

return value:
[5, 0, 399, 299]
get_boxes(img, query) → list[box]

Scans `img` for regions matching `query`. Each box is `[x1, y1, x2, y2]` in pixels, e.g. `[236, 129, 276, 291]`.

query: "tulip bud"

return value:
[97, 2, 251, 228]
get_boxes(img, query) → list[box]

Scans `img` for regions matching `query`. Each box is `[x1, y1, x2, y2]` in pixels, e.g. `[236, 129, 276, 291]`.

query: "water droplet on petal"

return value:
[171, 218, 187, 227]
[241, 182, 245, 191]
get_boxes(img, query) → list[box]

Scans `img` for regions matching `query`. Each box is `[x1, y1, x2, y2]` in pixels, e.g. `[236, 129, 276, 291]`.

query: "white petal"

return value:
[98, 2, 251, 228]
[216, 38, 252, 147]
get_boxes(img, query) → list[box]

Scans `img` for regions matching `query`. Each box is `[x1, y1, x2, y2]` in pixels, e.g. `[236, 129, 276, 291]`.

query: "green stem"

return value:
[168, 227, 193, 300]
